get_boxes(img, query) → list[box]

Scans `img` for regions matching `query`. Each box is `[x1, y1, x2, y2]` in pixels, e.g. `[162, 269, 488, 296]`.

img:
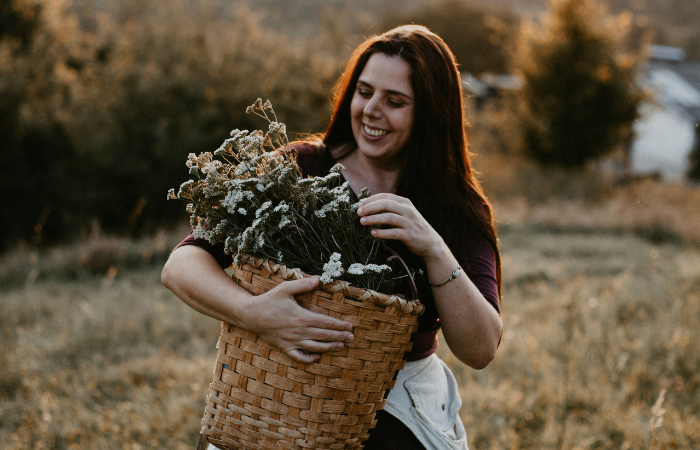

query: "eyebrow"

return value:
[356, 80, 413, 100]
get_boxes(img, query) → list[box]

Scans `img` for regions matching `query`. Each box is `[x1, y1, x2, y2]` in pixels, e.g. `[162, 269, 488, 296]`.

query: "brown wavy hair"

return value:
[322, 25, 501, 299]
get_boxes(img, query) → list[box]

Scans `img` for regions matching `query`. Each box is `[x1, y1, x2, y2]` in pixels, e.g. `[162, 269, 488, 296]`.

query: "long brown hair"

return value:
[323, 25, 501, 299]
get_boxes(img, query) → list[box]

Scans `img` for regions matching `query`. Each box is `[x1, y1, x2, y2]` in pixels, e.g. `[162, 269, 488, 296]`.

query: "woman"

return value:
[162, 25, 502, 450]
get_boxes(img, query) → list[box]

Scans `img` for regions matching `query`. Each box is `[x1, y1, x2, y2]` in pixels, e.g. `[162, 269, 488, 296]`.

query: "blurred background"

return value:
[1, 0, 698, 448]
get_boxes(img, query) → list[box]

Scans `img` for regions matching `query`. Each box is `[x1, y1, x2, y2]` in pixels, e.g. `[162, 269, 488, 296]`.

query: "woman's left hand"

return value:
[357, 193, 445, 259]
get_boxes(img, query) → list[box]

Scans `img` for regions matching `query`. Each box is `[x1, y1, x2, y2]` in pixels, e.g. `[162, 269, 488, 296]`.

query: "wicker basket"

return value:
[197, 254, 424, 450]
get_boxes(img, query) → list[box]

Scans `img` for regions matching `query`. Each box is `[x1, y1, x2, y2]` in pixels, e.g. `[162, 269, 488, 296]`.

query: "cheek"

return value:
[396, 110, 415, 138]
[350, 94, 363, 121]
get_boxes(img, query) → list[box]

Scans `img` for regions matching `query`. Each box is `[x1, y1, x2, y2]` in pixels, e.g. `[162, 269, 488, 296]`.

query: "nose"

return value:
[363, 94, 381, 119]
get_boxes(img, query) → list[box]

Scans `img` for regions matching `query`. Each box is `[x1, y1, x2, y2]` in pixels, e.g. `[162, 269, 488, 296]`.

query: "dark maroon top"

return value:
[176, 143, 500, 361]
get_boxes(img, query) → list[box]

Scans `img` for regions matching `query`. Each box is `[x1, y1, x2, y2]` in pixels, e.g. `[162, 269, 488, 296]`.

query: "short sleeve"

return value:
[175, 232, 232, 269]
[455, 236, 500, 314]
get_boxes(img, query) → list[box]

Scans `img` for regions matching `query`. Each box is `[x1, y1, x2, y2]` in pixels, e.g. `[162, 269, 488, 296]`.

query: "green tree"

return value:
[512, 0, 646, 168]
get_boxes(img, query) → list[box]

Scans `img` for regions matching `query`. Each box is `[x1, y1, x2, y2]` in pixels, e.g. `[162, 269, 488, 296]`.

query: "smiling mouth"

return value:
[363, 124, 389, 137]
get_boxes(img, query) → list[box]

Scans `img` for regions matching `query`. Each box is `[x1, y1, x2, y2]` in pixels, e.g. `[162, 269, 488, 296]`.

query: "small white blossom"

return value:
[251, 214, 268, 229]
[348, 263, 391, 275]
[273, 202, 289, 213]
[224, 236, 237, 254]
[320, 253, 344, 283]
[177, 180, 195, 197]
[234, 251, 244, 268]
[238, 207, 247, 215]
[330, 182, 349, 195]
[348, 263, 365, 275]
[193, 224, 213, 241]
[235, 162, 251, 175]
[256, 201, 272, 218]
[278, 217, 291, 229]
[315, 198, 344, 217]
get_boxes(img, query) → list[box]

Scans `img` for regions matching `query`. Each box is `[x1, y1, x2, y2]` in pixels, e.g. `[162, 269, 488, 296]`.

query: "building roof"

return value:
[647, 59, 700, 122]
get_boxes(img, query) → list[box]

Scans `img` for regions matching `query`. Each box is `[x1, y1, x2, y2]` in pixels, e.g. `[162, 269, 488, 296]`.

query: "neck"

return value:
[334, 147, 404, 196]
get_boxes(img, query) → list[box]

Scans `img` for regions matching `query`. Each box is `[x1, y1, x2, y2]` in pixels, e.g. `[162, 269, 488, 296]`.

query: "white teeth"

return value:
[364, 125, 388, 137]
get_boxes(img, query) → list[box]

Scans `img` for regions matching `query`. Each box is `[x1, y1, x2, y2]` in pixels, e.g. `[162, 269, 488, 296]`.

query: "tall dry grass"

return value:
[1, 223, 698, 449]
[443, 227, 699, 449]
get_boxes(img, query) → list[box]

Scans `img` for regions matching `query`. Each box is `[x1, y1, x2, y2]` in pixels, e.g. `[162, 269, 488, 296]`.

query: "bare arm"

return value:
[421, 242, 502, 369]
[161, 245, 354, 363]
[357, 194, 502, 369]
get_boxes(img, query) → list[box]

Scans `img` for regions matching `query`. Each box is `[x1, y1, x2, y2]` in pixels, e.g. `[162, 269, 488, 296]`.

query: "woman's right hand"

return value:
[238, 276, 354, 364]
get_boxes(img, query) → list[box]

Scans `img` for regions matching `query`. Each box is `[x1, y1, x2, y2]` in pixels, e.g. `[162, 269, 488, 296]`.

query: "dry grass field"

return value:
[1, 193, 698, 449]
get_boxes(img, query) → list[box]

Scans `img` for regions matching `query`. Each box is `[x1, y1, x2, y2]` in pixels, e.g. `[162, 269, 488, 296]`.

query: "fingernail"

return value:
[360, 217, 366, 224]
[357, 207, 363, 215]
[337, 342, 344, 349]
[346, 333, 354, 341]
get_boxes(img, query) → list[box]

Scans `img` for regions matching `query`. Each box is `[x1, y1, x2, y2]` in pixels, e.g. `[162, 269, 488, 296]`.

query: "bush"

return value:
[511, 0, 647, 168]
[0, 0, 343, 251]
[381, 0, 518, 75]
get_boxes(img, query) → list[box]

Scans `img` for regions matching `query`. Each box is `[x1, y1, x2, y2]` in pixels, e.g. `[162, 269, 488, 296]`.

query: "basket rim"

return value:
[233, 253, 425, 316]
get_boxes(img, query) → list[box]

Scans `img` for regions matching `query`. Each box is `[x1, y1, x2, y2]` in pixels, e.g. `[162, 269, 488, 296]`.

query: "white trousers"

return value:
[207, 353, 468, 450]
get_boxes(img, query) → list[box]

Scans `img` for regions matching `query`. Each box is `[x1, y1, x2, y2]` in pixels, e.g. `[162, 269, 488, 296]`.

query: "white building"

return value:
[629, 45, 700, 181]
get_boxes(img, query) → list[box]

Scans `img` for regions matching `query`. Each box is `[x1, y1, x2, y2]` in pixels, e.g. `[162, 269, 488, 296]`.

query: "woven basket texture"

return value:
[198, 254, 424, 450]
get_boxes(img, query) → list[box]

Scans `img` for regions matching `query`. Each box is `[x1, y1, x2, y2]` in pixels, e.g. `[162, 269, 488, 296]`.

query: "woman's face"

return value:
[350, 53, 415, 168]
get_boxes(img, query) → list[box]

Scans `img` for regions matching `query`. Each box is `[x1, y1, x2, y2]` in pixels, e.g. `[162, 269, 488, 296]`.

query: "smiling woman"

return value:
[162, 25, 502, 450]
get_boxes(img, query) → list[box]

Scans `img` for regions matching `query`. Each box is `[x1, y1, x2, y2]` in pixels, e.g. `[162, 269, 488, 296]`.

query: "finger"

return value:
[359, 212, 406, 227]
[357, 199, 403, 217]
[297, 339, 347, 353]
[370, 227, 407, 241]
[287, 348, 321, 364]
[277, 279, 354, 332]
[277, 276, 320, 296]
[360, 193, 404, 204]
[299, 326, 354, 343]
[296, 307, 354, 332]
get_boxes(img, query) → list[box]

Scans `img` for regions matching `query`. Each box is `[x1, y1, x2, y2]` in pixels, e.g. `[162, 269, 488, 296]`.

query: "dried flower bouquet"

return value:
[168, 99, 402, 293]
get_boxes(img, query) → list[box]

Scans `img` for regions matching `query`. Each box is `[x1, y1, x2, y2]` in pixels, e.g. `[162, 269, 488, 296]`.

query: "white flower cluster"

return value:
[315, 182, 352, 218]
[321, 253, 344, 284]
[347, 263, 391, 276]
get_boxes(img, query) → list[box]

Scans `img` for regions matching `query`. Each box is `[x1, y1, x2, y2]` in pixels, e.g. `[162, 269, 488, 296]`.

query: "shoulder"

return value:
[292, 141, 335, 178]
[293, 141, 321, 157]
